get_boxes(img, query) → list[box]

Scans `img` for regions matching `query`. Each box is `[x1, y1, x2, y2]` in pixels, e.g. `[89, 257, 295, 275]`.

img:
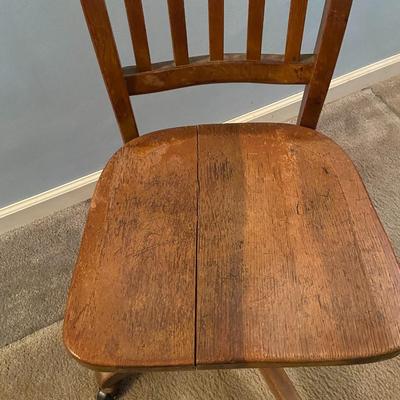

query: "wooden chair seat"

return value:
[63, 123, 400, 372]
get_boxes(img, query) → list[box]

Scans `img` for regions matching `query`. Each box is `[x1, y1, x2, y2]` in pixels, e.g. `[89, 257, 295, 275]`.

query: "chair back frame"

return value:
[81, 0, 353, 143]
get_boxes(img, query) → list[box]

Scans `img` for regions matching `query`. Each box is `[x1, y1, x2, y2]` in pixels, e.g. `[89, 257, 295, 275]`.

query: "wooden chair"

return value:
[63, 1, 400, 399]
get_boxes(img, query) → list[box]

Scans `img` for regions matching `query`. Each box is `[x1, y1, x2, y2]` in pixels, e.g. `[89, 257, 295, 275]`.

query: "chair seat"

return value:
[63, 123, 400, 371]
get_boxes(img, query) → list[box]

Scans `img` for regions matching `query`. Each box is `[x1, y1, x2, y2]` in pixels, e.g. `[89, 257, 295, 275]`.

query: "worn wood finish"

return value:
[196, 123, 400, 368]
[285, 0, 308, 62]
[124, 54, 315, 95]
[80, 0, 138, 142]
[208, 0, 224, 60]
[124, 0, 151, 72]
[65, 123, 400, 371]
[260, 368, 302, 400]
[298, 0, 353, 128]
[246, 0, 265, 61]
[167, 0, 189, 66]
[63, 127, 198, 370]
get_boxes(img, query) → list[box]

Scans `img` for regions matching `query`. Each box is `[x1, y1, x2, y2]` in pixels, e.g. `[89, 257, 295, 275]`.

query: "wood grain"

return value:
[298, 0, 353, 128]
[246, 0, 265, 61]
[63, 127, 197, 370]
[285, 0, 308, 62]
[64, 123, 400, 373]
[124, 0, 151, 72]
[167, 0, 189, 65]
[208, 0, 224, 61]
[196, 123, 400, 368]
[124, 54, 315, 95]
[80, 0, 138, 142]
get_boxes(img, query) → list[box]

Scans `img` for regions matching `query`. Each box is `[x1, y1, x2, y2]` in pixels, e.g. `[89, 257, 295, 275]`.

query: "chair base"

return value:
[95, 371, 138, 398]
[260, 368, 301, 399]
[94, 368, 301, 399]
[96, 390, 114, 400]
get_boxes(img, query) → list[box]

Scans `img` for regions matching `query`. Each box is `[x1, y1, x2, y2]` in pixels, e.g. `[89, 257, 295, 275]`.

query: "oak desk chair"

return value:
[63, 1, 400, 399]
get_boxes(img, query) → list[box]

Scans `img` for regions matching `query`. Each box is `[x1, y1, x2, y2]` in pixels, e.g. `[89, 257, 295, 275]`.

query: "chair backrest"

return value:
[81, 0, 353, 143]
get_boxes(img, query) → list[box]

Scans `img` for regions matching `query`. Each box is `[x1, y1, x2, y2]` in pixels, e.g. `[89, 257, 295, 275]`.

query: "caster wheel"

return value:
[97, 390, 115, 400]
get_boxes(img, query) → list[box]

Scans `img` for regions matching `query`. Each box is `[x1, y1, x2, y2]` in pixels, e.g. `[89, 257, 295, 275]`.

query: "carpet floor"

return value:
[1, 76, 400, 399]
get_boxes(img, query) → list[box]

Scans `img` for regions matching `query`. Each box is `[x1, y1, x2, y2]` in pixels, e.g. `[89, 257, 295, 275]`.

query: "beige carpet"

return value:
[1, 76, 400, 399]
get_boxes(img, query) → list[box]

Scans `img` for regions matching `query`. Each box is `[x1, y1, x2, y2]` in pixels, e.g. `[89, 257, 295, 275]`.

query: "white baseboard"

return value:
[1, 53, 399, 234]
[226, 53, 400, 123]
[0, 171, 101, 234]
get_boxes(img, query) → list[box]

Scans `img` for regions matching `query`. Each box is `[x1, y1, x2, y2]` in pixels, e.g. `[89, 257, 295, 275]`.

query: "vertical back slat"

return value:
[298, 0, 353, 129]
[167, 0, 189, 65]
[246, 0, 265, 61]
[208, 0, 224, 61]
[124, 0, 151, 72]
[285, 0, 308, 62]
[81, 0, 139, 142]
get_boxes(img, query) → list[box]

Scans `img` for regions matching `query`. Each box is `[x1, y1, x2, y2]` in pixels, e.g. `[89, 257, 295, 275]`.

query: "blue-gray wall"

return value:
[1, 0, 400, 207]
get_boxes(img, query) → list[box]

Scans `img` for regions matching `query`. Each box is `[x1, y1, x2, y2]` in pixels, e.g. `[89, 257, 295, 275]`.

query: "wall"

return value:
[1, 0, 400, 207]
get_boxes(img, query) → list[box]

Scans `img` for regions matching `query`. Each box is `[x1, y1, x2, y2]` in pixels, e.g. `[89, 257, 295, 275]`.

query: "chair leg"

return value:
[95, 371, 138, 399]
[259, 368, 302, 400]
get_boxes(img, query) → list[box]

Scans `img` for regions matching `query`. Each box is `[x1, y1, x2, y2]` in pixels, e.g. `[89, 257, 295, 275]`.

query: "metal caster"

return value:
[96, 390, 115, 400]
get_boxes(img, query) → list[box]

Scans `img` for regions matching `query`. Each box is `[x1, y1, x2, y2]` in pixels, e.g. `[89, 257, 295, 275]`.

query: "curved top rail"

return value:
[123, 53, 315, 95]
